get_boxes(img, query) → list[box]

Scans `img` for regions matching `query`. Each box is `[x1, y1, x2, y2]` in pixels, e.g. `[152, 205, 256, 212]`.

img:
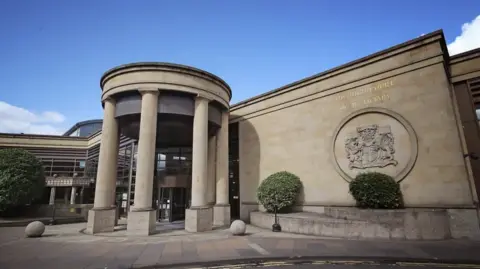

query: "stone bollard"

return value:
[230, 220, 246, 236]
[25, 221, 45, 238]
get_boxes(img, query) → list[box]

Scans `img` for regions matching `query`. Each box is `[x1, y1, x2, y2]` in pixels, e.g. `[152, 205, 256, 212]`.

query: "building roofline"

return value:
[63, 119, 103, 136]
[449, 47, 480, 62]
[231, 29, 446, 108]
[0, 132, 88, 141]
[100, 62, 232, 99]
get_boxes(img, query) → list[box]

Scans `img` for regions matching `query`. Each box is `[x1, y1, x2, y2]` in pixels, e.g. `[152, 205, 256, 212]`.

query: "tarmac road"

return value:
[175, 260, 480, 269]
[240, 264, 475, 269]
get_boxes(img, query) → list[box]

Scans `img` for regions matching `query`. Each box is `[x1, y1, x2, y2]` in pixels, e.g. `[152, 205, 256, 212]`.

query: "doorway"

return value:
[157, 187, 190, 222]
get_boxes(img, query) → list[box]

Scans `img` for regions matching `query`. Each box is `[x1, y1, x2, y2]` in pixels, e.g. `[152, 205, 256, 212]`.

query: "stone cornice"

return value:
[100, 62, 232, 100]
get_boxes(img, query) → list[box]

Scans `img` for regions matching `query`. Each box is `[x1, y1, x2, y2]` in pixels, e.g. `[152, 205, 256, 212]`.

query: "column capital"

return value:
[195, 94, 212, 102]
[103, 97, 116, 105]
[138, 88, 159, 95]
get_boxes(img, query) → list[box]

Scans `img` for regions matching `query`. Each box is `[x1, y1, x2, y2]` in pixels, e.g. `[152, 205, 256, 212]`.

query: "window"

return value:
[69, 128, 80, 137]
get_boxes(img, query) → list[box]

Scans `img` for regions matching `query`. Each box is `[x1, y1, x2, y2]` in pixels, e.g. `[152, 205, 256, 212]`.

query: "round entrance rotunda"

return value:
[86, 62, 232, 236]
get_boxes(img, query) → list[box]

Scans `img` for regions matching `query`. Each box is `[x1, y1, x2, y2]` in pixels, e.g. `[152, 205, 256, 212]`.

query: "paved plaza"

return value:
[1, 222, 480, 269]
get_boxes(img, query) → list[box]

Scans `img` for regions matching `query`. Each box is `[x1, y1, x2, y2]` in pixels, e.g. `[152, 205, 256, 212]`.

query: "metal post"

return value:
[126, 141, 135, 216]
[49, 203, 57, 225]
[272, 192, 282, 232]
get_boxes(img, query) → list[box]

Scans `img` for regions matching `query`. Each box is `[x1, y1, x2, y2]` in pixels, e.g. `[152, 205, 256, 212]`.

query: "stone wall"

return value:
[26, 204, 93, 220]
[250, 207, 480, 240]
[231, 32, 476, 221]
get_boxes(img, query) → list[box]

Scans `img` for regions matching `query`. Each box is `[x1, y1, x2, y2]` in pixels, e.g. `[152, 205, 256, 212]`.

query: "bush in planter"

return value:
[257, 171, 302, 213]
[0, 148, 45, 213]
[349, 172, 403, 209]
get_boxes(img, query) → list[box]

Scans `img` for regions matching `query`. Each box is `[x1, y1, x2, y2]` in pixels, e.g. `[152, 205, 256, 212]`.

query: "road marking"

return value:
[186, 260, 480, 269]
[258, 261, 290, 267]
[248, 242, 270, 255]
[198, 264, 257, 269]
[396, 262, 480, 268]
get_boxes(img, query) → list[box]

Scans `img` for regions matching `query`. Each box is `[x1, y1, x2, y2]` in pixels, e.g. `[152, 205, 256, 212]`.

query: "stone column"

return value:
[86, 97, 119, 234]
[214, 110, 231, 226]
[70, 186, 77, 205]
[127, 88, 159, 236]
[185, 95, 213, 232]
[207, 135, 217, 206]
[49, 187, 56, 205]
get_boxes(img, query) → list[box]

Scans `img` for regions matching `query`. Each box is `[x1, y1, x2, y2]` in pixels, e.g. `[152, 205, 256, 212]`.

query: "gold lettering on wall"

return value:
[340, 94, 391, 111]
[334, 80, 394, 101]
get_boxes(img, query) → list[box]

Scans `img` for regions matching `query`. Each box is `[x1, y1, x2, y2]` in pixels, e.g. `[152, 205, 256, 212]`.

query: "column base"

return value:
[214, 204, 231, 227]
[185, 207, 213, 232]
[85, 208, 116, 234]
[127, 209, 156, 236]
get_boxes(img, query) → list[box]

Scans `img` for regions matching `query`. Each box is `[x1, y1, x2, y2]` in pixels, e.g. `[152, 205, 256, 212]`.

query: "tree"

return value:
[0, 148, 46, 212]
[257, 171, 302, 213]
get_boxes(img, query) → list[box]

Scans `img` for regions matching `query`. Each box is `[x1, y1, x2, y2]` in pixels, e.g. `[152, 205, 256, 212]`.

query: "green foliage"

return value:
[0, 148, 46, 212]
[349, 172, 403, 209]
[257, 171, 302, 213]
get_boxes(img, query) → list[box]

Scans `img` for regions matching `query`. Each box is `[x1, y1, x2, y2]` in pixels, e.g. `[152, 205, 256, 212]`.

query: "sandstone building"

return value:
[1, 30, 480, 236]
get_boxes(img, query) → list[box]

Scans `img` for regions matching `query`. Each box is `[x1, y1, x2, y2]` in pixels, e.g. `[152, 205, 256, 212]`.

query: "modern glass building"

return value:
[63, 120, 103, 137]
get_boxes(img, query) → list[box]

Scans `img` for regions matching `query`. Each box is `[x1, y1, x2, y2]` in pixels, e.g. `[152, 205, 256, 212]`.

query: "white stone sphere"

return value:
[230, 219, 246, 235]
[25, 221, 45, 238]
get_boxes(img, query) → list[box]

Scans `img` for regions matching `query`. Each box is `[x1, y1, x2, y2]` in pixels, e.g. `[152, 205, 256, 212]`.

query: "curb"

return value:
[135, 256, 480, 268]
[0, 217, 85, 227]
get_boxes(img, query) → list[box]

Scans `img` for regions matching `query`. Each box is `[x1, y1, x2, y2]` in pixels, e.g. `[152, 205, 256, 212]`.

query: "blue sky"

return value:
[0, 1, 479, 135]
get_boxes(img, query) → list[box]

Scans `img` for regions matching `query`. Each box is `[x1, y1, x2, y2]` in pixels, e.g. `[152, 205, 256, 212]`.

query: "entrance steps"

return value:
[250, 207, 480, 240]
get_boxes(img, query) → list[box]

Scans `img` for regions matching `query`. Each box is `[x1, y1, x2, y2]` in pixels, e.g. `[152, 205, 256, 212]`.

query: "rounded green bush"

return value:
[349, 172, 403, 209]
[257, 171, 302, 213]
[0, 148, 45, 212]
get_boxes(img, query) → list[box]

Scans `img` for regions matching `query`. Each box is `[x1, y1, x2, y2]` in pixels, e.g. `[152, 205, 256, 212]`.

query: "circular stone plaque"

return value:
[331, 107, 418, 182]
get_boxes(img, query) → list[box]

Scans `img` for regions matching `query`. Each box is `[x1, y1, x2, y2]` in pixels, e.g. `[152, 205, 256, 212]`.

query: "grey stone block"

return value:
[374, 225, 391, 239]
[447, 209, 480, 239]
[85, 208, 116, 234]
[213, 204, 231, 227]
[404, 210, 450, 240]
[185, 207, 213, 232]
[390, 227, 406, 240]
[127, 209, 156, 236]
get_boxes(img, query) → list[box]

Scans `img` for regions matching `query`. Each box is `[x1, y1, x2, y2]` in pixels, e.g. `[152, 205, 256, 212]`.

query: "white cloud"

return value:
[448, 15, 480, 55]
[0, 101, 66, 135]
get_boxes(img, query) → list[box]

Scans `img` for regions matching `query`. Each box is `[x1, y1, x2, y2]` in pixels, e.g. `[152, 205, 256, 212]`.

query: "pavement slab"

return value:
[1, 223, 480, 269]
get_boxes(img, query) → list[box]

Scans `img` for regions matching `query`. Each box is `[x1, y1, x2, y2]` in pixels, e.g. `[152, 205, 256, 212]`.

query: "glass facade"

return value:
[155, 147, 192, 176]
[44, 158, 86, 177]
[67, 122, 103, 137]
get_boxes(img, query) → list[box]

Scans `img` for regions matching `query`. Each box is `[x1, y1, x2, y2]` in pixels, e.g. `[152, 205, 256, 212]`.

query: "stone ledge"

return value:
[250, 207, 480, 240]
[324, 207, 447, 222]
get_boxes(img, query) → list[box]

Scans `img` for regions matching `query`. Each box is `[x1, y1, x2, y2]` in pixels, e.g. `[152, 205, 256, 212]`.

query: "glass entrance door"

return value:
[158, 187, 171, 221]
[171, 187, 188, 221]
[157, 187, 189, 222]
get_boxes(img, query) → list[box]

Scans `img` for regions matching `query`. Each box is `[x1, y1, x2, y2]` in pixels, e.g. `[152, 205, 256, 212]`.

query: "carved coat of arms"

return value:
[344, 124, 398, 169]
